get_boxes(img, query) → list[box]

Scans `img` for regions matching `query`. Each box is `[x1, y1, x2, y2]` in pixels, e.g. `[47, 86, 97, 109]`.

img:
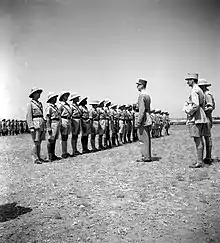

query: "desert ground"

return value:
[0, 125, 220, 243]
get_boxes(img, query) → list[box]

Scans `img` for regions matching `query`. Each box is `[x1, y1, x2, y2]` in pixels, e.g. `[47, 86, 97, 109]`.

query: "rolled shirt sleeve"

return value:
[186, 90, 200, 116]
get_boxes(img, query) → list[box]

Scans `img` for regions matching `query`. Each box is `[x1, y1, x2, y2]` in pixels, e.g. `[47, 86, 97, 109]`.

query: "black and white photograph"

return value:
[0, 0, 220, 242]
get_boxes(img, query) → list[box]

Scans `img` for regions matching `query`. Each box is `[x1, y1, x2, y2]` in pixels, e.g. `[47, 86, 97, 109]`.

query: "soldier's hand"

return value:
[48, 129, 52, 135]
[30, 128, 35, 133]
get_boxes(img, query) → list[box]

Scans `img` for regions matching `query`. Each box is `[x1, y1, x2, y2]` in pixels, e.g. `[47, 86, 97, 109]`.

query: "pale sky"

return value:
[0, 0, 220, 119]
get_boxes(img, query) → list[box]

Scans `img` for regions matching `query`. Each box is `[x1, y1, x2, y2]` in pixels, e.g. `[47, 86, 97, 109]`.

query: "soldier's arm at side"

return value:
[137, 94, 145, 126]
[26, 102, 34, 130]
[186, 91, 200, 116]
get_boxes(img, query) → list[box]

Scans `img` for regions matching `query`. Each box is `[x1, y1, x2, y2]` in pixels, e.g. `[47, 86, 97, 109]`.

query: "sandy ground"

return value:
[0, 125, 220, 243]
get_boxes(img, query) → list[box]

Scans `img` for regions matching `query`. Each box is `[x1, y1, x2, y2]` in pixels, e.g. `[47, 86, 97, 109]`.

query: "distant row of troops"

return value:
[26, 88, 170, 164]
[0, 120, 29, 136]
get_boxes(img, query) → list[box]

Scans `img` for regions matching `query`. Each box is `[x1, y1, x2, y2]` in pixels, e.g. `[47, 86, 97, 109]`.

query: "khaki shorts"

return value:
[71, 118, 81, 135]
[187, 123, 210, 138]
[31, 129, 46, 142]
[60, 118, 71, 135]
[81, 120, 91, 136]
[91, 120, 99, 135]
[99, 119, 106, 135]
[119, 120, 125, 134]
[48, 121, 60, 140]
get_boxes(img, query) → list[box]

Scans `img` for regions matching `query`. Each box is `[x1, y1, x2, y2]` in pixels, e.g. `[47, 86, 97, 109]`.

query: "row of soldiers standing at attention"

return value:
[0, 119, 29, 136]
[26, 88, 170, 164]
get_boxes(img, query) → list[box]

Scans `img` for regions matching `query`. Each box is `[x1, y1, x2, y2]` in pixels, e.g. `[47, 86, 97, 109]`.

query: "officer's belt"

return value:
[33, 115, 43, 118]
[61, 116, 71, 119]
[51, 118, 60, 121]
[92, 119, 99, 121]
[72, 116, 81, 119]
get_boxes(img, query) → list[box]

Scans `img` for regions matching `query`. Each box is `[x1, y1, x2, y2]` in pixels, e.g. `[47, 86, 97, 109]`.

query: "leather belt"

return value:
[33, 115, 43, 118]
[61, 116, 70, 119]
[51, 118, 60, 121]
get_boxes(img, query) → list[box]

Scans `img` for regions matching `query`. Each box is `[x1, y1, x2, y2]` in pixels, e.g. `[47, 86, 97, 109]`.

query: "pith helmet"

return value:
[185, 73, 198, 80]
[105, 100, 111, 106]
[59, 91, 70, 101]
[29, 87, 43, 98]
[69, 93, 80, 101]
[79, 97, 88, 105]
[47, 92, 58, 103]
[110, 104, 117, 109]
[136, 79, 147, 86]
[198, 79, 211, 87]
[89, 100, 99, 105]
[118, 104, 125, 109]
[98, 100, 105, 107]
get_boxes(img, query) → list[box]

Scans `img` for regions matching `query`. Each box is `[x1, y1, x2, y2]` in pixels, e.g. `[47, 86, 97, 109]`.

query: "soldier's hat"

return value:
[89, 100, 99, 105]
[198, 79, 211, 87]
[155, 109, 161, 113]
[47, 92, 58, 103]
[151, 109, 155, 113]
[126, 104, 132, 108]
[98, 100, 105, 107]
[2, 119, 5, 121]
[110, 104, 117, 109]
[59, 91, 70, 101]
[185, 73, 198, 80]
[29, 87, 43, 98]
[136, 79, 147, 86]
[105, 100, 111, 106]
[79, 97, 88, 105]
[118, 104, 125, 109]
[69, 93, 80, 101]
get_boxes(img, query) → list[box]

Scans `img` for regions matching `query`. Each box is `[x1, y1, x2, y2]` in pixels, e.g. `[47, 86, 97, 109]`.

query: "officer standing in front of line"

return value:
[136, 79, 152, 162]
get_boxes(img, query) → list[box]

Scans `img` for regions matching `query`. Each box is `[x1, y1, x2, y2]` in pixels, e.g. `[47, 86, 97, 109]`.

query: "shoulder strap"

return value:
[31, 100, 43, 114]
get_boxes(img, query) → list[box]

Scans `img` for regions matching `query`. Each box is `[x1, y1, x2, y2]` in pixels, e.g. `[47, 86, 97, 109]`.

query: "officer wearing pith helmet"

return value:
[198, 78, 215, 164]
[184, 73, 208, 168]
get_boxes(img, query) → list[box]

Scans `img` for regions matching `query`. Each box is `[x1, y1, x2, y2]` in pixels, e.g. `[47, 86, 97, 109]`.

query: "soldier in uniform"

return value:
[45, 92, 61, 162]
[150, 109, 156, 138]
[117, 104, 126, 144]
[69, 94, 82, 156]
[2, 119, 7, 136]
[10, 119, 15, 135]
[164, 112, 170, 136]
[183, 73, 208, 168]
[97, 100, 106, 150]
[23, 120, 28, 133]
[136, 79, 152, 162]
[6, 119, 10, 136]
[15, 120, 20, 135]
[26, 87, 46, 164]
[0, 120, 2, 136]
[19, 120, 24, 134]
[79, 97, 91, 154]
[127, 105, 133, 143]
[198, 79, 215, 164]
[89, 100, 100, 152]
[58, 91, 72, 158]
[109, 104, 118, 146]
[132, 104, 139, 142]
[104, 100, 112, 149]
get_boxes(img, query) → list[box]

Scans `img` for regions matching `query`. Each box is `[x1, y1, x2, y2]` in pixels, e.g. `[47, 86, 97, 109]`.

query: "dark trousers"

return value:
[138, 125, 151, 160]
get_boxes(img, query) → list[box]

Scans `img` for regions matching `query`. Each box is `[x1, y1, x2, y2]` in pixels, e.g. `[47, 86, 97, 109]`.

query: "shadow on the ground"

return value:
[0, 202, 32, 222]
[151, 156, 162, 161]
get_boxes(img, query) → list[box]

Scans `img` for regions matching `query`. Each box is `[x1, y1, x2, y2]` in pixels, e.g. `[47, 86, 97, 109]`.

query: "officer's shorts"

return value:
[187, 123, 210, 138]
